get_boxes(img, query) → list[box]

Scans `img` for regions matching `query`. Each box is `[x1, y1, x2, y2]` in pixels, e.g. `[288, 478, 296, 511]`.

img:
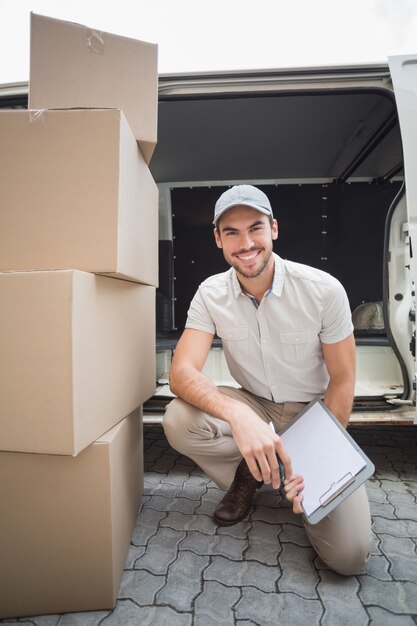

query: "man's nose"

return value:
[239, 231, 253, 249]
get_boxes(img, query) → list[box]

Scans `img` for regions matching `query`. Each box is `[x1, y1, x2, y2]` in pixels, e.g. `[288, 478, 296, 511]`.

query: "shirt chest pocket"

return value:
[218, 326, 249, 361]
[279, 328, 318, 362]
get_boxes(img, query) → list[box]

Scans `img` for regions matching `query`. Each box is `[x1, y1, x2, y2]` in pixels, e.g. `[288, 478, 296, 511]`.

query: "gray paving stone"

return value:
[162, 465, 192, 484]
[175, 483, 210, 501]
[380, 480, 415, 495]
[279, 523, 311, 546]
[144, 480, 182, 498]
[131, 507, 167, 546]
[364, 553, 393, 581]
[155, 453, 180, 471]
[245, 521, 281, 565]
[404, 481, 417, 497]
[217, 519, 251, 539]
[141, 494, 200, 514]
[160, 510, 217, 535]
[194, 487, 225, 516]
[372, 516, 417, 538]
[358, 575, 417, 614]
[5, 618, 61, 626]
[125, 544, 146, 568]
[369, 500, 397, 518]
[155, 551, 209, 611]
[387, 490, 417, 506]
[193, 581, 240, 626]
[376, 469, 402, 481]
[180, 530, 247, 560]
[118, 569, 166, 605]
[101, 599, 192, 626]
[143, 470, 171, 485]
[252, 505, 303, 526]
[366, 482, 388, 503]
[278, 543, 319, 598]
[368, 606, 417, 625]
[370, 530, 383, 556]
[134, 527, 186, 575]
[392, 503, 417, 521]
[235, 587, 323, 625]
[183, 474, 211, 488]
[204, 556, 279, 592]
[379, 534, 417, 581]
[317, 570, 368, 626]
[59, 611, 112, 625]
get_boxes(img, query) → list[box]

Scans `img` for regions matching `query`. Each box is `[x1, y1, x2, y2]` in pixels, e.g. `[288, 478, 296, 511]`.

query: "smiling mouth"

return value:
[234, 249, 261, 263]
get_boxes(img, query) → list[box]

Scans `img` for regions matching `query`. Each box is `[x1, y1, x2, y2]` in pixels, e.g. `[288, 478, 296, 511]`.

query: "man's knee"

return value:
[322, 536, 371, 576]
[163, 398, 190, 450]
[305, 485, 372, 576]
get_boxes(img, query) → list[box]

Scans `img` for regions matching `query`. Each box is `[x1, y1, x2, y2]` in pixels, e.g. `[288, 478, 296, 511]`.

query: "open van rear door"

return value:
[389, 55, 417, 420]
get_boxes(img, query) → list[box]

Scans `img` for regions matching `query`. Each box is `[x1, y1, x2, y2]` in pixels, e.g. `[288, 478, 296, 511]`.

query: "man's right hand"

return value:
[228, 405, 293, 489]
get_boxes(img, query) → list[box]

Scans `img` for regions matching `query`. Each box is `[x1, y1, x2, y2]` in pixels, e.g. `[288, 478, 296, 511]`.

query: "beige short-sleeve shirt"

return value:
[185, 254, 354, 403]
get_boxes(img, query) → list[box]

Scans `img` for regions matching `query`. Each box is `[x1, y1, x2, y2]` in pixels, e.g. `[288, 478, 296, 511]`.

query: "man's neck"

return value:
[237, 258, 275, 302]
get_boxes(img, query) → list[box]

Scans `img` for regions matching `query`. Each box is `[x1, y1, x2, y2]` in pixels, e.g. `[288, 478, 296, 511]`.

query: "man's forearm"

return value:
[169, 363, 241, 424]
[323, 380, 354, 428]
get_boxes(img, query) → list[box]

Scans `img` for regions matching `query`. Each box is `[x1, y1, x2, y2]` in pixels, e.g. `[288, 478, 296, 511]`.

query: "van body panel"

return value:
[388, 55, 417, 420]
[1, 59, 416, 424]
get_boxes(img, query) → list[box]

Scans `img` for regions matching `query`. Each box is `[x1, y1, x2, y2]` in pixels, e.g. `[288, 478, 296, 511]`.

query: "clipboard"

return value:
[278, 398, 375, 525]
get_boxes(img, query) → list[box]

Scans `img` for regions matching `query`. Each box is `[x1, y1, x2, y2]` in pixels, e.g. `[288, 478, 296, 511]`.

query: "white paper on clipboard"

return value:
[279, 401, 366, 517]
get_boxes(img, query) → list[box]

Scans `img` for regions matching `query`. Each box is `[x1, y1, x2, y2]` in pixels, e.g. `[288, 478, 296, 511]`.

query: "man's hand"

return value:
[228, 406, 292, 489]
[283, 474, 304, 514]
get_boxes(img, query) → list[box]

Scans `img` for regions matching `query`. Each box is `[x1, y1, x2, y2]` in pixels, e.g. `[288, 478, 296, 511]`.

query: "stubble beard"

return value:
[230, 248, 272, 279]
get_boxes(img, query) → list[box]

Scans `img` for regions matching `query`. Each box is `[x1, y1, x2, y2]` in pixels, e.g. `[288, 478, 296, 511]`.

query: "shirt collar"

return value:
[230, 253, 285, 298]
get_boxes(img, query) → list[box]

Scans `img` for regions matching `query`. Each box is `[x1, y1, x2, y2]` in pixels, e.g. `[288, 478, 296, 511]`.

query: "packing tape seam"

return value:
[86, 29, 105, 55]
[28, 109, 47, 123]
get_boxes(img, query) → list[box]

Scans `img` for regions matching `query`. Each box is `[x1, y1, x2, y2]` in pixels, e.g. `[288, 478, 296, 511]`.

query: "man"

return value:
[163, 185, 371, 575]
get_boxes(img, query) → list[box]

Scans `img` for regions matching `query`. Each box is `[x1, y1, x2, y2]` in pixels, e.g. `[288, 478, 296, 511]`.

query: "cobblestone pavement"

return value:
[2, 424, 417, 625]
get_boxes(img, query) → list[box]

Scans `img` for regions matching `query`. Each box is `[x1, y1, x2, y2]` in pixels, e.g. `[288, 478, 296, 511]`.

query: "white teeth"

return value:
[238, 252, 257, 261]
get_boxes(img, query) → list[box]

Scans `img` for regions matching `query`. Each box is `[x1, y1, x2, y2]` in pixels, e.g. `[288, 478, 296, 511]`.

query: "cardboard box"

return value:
[29, 13, 158, 163]
[0, 108, 158, 286]
[0, 270, 155, 455]
[0, 409, 143, 619]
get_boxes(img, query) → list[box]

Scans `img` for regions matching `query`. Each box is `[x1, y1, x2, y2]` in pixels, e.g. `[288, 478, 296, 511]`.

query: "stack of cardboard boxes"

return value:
[0, 14, 158, 618]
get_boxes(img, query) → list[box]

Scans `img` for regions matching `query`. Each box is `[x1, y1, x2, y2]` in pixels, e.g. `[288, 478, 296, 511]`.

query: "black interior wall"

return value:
[166, 181, 402, 332]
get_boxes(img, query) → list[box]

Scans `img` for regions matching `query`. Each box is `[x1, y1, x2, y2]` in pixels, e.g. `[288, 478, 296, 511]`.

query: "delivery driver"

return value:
[163, 185, 371, 575]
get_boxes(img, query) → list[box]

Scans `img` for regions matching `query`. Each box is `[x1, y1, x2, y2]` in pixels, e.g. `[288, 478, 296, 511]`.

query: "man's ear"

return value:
[272, 219, 279, 241]
[214, 227, 223, 249]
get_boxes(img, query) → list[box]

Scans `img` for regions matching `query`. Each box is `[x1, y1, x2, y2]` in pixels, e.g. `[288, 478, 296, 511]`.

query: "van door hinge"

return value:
[410, 331, 416, 357]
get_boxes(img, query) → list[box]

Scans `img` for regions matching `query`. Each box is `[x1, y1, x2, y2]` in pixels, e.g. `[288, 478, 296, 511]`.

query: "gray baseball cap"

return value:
[213, 185, 273, 225]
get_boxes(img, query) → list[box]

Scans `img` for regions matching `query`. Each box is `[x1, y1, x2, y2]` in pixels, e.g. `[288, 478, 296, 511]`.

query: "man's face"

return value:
[214, 205, 278, 279]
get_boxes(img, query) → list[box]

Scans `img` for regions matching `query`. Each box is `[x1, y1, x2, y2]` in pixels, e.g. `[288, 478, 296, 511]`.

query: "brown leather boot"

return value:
[213, 459, 261, 526]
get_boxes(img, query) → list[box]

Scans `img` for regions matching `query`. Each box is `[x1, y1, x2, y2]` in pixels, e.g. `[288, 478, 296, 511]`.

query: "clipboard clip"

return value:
[319, 472, 355, 507]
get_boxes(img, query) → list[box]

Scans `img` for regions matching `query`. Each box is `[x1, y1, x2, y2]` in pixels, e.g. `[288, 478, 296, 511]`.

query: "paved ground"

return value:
[2, 423, 417, 625]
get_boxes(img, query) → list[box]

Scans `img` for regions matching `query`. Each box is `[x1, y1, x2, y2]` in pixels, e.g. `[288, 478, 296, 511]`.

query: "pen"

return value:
[269, 421, 285, 484]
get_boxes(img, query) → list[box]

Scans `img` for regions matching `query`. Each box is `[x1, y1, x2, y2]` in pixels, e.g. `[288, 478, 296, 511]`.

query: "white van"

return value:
[1, 55, 416, 425]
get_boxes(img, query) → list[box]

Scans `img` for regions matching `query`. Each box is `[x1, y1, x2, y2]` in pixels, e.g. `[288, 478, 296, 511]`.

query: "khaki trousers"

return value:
[163, 386, 372, 576]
